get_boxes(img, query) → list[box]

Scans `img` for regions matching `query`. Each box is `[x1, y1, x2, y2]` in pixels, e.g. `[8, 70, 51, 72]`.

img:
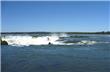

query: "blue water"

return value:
[2, 44, 110, 72]
[1, 34, 110, 72]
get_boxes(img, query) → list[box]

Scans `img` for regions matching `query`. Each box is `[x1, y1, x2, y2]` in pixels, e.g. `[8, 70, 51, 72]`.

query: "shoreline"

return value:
[1, 31, 110, 35]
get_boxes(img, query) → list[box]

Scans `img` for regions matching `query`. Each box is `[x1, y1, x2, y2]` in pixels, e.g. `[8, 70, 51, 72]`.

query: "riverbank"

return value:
[1, 31, 110, 35]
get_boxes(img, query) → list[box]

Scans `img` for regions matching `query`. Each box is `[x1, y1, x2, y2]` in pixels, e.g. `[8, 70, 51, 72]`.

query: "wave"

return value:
[2, 34, 109, 46]
[2, 33, 67, 46]
[2, 36, 61, 46]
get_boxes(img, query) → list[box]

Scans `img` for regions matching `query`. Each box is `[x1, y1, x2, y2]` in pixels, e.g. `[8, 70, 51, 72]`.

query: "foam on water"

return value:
[2, 33, 108, 46]
[2, 35, 63, 46]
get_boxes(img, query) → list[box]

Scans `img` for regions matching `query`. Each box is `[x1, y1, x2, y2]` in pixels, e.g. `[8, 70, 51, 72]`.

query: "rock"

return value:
[48, 42, 52, 45]
[1, 39, 8, 45]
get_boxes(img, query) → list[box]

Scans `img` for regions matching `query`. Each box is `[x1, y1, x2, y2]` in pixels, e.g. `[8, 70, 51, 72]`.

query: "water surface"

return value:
[1, 34, 110, 72]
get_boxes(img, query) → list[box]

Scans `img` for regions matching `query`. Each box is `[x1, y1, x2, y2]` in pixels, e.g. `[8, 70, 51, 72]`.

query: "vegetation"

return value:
[66, 31, 110, 34]
[1, 31, 110, 34]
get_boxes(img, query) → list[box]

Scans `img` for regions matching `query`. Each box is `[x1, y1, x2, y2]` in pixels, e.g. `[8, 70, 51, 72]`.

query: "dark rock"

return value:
[1, 40, 8, 45]
[48, 42, 51, 45]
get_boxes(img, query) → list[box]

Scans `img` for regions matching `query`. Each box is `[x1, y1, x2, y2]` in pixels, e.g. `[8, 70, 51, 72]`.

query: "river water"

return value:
[1, 33, 110, 72]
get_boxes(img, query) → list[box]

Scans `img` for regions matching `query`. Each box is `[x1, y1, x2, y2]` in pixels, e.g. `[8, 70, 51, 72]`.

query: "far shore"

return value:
[1, 31, 110, 35]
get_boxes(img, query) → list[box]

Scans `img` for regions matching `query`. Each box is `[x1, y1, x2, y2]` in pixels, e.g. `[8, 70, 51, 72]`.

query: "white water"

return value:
[2, 35, 63, 46]
[2, 34, 100, 46]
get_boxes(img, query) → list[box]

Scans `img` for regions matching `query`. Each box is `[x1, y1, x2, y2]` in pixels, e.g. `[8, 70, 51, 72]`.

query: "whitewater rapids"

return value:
[1, 34, 104, 46]
[2, 35, 63, 46]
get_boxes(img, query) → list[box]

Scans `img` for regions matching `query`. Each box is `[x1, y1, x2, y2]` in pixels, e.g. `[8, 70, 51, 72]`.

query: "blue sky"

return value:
[1, 1, 110, 32]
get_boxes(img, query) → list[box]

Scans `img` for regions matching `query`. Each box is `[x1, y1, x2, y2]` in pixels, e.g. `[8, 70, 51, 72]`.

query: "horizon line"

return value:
[1, 31, 110, 33]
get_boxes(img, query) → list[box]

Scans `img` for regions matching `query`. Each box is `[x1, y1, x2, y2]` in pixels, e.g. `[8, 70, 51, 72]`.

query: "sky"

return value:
[1, 1, 110, 32]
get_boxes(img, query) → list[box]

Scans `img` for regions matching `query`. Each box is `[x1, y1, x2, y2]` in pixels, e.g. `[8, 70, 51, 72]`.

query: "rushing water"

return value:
[1, 33, 110, 72]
